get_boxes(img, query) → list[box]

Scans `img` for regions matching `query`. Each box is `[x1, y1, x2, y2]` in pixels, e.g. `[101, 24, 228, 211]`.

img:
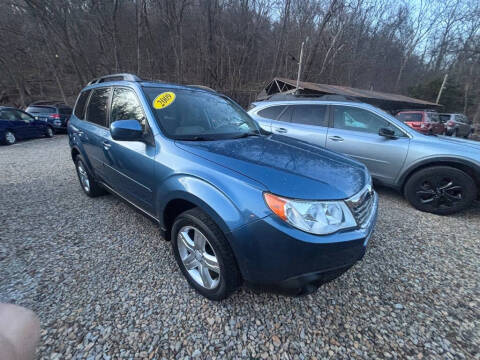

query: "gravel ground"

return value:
[1, 135, 479, 360]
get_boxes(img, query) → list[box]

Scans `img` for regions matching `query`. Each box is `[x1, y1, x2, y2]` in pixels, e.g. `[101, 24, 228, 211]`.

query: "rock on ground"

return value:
[1, 136, 479, 359]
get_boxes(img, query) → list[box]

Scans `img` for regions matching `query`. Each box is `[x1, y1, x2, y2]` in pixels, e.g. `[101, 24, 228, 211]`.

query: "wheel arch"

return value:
[399, 157, 480, 193]
[157, 176, 245, 242]
[70, 145, 96, 176]
[71, 146, 81, 161]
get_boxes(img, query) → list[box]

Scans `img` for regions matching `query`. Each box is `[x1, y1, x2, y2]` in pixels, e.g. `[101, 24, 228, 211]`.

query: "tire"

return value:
[171, 208, 241, 300]
[453, 128, 458, 137]
[2, 131, 16, 145]
[74, 155, 106, 197]
[45, 127, 54, 138]
[404, 166, 477, 215]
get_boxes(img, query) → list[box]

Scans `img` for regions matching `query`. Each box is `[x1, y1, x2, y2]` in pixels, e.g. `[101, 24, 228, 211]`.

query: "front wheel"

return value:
[171, 208, 241, 300]
[3, 131, 16, 145]
[404, 166, 477, 215]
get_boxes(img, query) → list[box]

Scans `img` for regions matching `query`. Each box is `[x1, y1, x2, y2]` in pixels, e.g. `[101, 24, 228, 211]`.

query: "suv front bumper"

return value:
[227, 192, 378, 292]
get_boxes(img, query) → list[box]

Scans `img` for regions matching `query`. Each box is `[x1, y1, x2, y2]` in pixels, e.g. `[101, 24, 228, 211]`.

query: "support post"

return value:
[436, 73, 448, 104]
[295, 41, 305, 93]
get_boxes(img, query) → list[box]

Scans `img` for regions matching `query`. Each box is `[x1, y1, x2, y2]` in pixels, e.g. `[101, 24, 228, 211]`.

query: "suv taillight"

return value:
[50, 113, 60, 119]
[447, 120, 454, 126]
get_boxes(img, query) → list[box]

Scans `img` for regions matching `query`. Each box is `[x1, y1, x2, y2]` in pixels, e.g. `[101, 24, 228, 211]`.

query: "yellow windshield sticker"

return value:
[153, 92, 176, 109]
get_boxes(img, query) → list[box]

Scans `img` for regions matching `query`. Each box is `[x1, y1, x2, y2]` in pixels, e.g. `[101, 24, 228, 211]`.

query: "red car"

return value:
[396, 110, 445, 135]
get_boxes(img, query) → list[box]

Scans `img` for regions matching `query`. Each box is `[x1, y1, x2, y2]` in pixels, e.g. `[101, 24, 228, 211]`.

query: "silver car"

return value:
[248, 99, 480, 215]
[439, 113, 473, 138]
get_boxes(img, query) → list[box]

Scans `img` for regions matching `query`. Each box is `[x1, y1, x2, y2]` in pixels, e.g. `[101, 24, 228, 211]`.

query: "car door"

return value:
[0, 109, 29, 139]
[326, 105, 410, 185]
[82, 87, 112, 180]
[281, 104, 329, 147]
[15, 110, 43, 137]
[103, 86, 156, 214]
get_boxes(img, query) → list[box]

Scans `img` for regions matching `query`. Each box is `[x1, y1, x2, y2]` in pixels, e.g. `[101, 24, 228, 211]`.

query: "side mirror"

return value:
[110, 120, 143, 141]
[379, 127, 396, 139]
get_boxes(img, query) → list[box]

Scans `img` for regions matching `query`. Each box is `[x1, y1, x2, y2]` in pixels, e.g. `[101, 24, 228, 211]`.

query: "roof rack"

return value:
[29, 100, 66, 106]
[263, 92, 361, 103]
[88, 73, 141, 85]
[395, 108, 439, 113]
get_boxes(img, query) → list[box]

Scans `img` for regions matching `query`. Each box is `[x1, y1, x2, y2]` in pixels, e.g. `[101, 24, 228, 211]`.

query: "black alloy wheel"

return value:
[404, 166, 476, 215]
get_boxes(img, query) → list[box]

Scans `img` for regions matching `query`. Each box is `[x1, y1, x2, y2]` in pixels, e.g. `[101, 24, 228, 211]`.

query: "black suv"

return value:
[26, 101, 73, 133]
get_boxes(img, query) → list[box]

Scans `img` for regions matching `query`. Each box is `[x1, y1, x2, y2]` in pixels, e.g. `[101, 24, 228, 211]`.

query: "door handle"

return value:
[328, 135, 344, 142]
[275, 127, 287, 133]
[103, 141, 111, 150]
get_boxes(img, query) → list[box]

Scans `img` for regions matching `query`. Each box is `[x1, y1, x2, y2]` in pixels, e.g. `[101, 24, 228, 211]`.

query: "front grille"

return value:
[346, 185, 375, 227]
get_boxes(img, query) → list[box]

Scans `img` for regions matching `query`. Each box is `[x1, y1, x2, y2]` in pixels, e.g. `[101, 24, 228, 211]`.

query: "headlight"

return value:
[264, 193, 357, 235]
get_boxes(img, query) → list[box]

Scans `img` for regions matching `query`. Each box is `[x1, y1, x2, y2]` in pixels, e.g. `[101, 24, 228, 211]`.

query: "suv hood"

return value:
[176, 135, 367, 200]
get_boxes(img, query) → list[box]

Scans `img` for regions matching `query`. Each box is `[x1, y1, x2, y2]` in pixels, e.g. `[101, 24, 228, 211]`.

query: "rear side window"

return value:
[0, 109, 17, 121]
[86, 88, 111, 127]
[26, 106, 55, 114]
[291, 105, 327, 126]
[257, 105, 286, 119]
[277, 106, 293, 122]
[74, 90, 91, 119]
[396, 113, 422, 122]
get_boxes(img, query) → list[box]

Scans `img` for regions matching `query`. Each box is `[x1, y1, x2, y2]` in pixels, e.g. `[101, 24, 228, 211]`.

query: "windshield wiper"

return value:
[175, 135, 216, 141]
[231, 130, 261, 139]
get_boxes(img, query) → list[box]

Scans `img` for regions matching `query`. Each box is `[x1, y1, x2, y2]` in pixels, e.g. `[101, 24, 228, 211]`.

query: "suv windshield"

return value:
[144, 87, 259, 140]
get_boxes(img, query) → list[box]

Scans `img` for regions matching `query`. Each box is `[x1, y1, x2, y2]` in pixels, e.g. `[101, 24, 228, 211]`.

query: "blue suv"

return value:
[68, 74, 378, 300]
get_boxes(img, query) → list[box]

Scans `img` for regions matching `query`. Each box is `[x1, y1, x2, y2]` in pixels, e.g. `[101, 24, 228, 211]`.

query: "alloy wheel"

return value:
[177, 225, 220, 289]
[415, 177, 464, 210]
[5, 131, 15, 144]
[77, 161, 90, 193]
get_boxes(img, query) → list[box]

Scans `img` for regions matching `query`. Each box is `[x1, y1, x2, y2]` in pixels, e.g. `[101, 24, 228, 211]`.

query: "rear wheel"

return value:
[171, 208, 241, 300]
[45, 127, 54, 138]
[453, 128, 459, 137]
[404, 166, 476, 215]
[3, 131, 16, 145]
[74, 156, 106, 197]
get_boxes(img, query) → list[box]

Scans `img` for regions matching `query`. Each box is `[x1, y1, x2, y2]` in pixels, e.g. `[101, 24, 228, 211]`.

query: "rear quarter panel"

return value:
[397, 136, 480, 186]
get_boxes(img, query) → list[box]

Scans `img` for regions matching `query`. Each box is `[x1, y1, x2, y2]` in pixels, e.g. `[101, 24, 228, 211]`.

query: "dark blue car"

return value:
[68, 74, 378, 300]
[0, 106, 54, 145]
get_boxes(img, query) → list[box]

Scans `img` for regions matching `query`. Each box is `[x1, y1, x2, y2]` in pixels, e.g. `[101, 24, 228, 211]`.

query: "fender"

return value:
[396, 155, 480, 188]
[156, 175, 247, 235]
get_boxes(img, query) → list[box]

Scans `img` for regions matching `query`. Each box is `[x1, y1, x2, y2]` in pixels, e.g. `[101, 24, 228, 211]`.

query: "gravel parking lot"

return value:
[1, 135, 479, 360]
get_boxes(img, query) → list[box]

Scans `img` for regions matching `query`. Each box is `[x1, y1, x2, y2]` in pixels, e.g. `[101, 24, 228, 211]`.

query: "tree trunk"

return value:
[112, 0, 120, 72]
[303, 0, 339, 79]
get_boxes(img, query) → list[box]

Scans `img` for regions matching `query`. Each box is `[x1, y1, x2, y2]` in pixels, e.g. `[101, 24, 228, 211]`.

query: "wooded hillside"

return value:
[1, 0, 479, 121]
